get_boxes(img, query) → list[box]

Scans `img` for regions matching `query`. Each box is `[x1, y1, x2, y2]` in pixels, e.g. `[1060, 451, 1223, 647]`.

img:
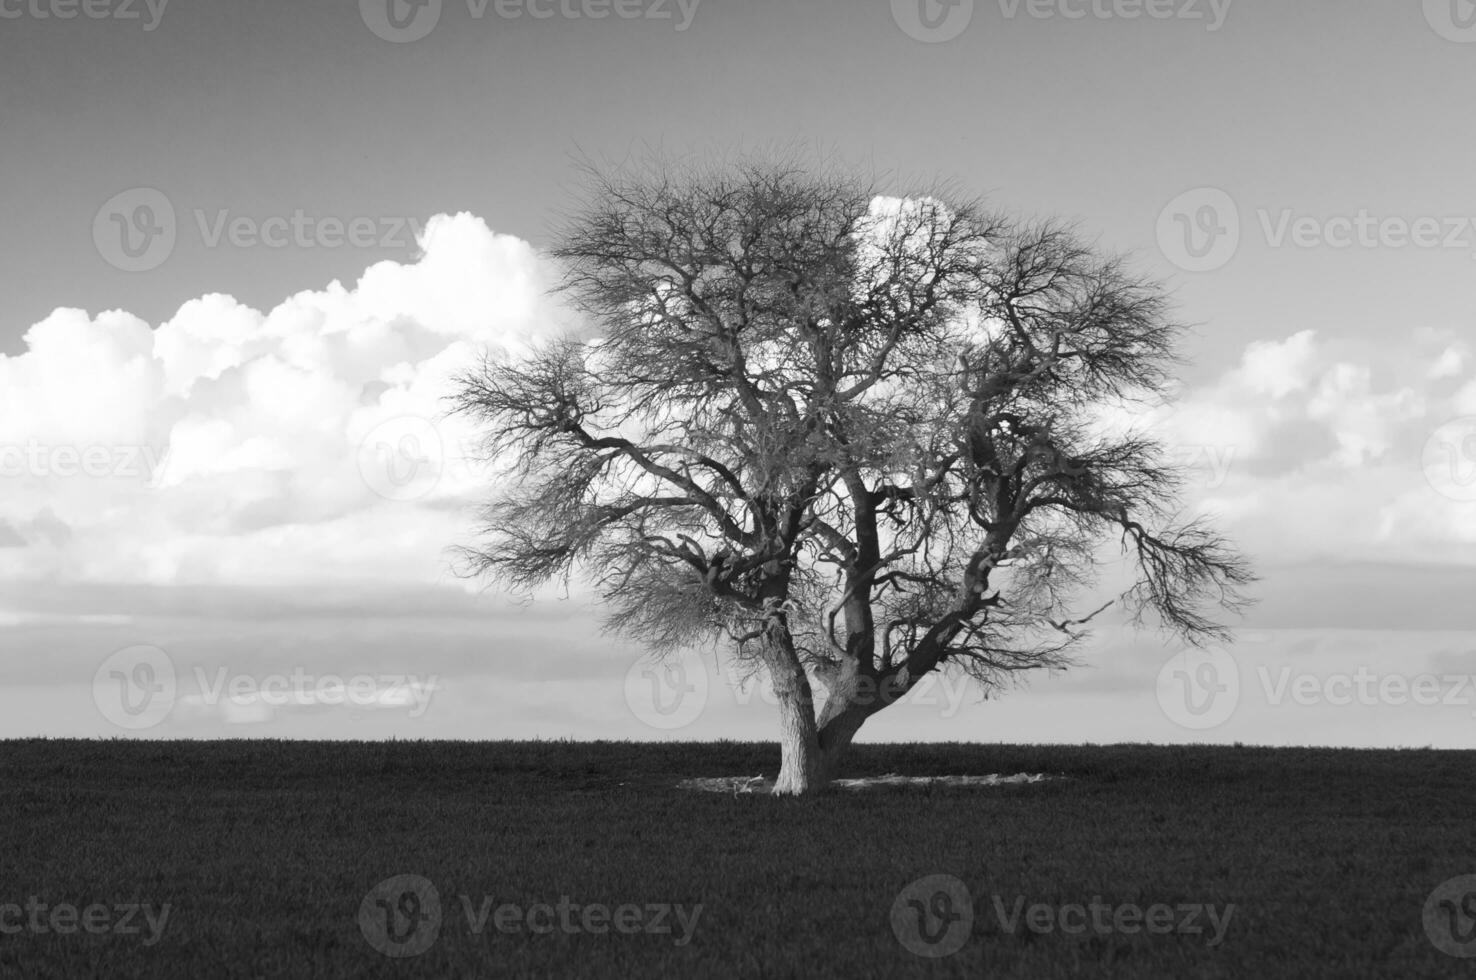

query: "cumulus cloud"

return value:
[1145, 328, 1476, 564]
[0, 213, 569, 590]
[2, 210, 1473, 609]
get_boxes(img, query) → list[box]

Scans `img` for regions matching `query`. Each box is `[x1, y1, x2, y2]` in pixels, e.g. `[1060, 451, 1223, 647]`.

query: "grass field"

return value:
[1, 740, 1472, 978]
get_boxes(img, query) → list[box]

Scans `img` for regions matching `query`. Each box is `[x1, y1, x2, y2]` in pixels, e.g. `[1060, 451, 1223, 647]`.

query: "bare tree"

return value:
[453, 155, 1253, 795]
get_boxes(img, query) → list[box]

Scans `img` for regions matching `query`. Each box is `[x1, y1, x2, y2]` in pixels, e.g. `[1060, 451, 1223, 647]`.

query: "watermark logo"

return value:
[94, 189, 427, 271]
[458, 894, 701, 943]
[93, 188, 176, 273]
[187, 668, 438, 718]
[891, 874, 973, 958]
[1424, 417, 1476, 503]
[996, 0, 1231, 30]
[1424, 0, 1476, 42]
[361, 0, 698, 41]
[0, 441, 170, 482]
[0, 0, 169, 30]
[1157, 187, 1240, 273]
[1173, 443, 1237, 490]
[891, 876, 1233, 957]
[1156, 647, 1239, 730]
[358, 875, 702, 953]
[93, 645, 176, 730]
[624, 649, 708, 730]
[470, 0, 700, 29]
[1160, 192, 1476, 271]
[1425, 875, 1476, 957]
[1258, 210, 1476, 257]
[359, 874, 442, 958]
[93, 646, 437, 729]
[992, 895, 1234, 945]
[1258, 666, 1476, 711]
[193, 209, 425, 251]
[358, 416, 446, 502]
[891, 0, 974, 42]
[0, 898, 171, 945]
[360, 0, 442, 41]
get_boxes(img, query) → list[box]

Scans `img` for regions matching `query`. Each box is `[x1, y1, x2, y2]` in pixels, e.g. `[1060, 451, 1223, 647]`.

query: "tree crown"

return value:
[454, 156, 1253, 697]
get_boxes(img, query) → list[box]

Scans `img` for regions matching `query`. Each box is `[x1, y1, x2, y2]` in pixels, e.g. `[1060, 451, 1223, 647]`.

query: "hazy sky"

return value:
[2, 0, 1475, 743]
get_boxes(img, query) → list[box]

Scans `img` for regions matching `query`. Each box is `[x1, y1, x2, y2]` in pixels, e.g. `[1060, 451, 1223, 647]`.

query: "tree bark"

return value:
[773, 685, 823, 795]
[773, 683, 873, 795]
[768, 638, 825, 794]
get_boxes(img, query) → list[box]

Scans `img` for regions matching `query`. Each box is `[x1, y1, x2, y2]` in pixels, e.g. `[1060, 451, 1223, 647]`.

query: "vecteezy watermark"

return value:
[93, 188, 176, 273]
[0, 898, 171, 946]
[891, 0, 975, 42]
[995, 0, 1231, 29]
[359, 875, 442, 958]
[624, 648, 710, 730]
[0, 441, 170, 482]
[1156, 188, 1241, 274]
[990, 895, 1234, 946]
[890, 875, 1234, 958]
[1424, 417, 1476, 503]
[358, 0, 700, 43]
[1424, 0, 1476, 42]
[1256, 210, 1476, 257]
[625, 653, 1035, 732]
[1158, 657, 1476, 731]
[1171, 443, 1237, 490]
[188, 667, 437, 717]
[891, 874, 974, 958]
[732, 669, 980, 719]
[92, 187, 426, 272]
[357, 416, 447, 502]
[356, 416, 500, 502]
[92, 644, 438, 730]
[0, 0, 168, 30]
[892, 0, 1229, 43]
[94, 645, 177, 730]
[358, 874, 703, 957]
[1425, 875, 1476, 957]
[1158, 188, 1476, 273]
[457, 894, 701, 946]
[359, 0, 443, 42]
[1156, 647, 1239, 730]
[1257, 667, 1476, 713]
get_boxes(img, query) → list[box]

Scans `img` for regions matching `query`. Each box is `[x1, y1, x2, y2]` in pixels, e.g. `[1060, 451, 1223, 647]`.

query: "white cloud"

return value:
[1157, 328, 1476, 563]
[0, 212, 567, 589]
[1430, 343, 1469, 380]
[1235, 330, 1319, 399]
[3, 211, 1473, 601]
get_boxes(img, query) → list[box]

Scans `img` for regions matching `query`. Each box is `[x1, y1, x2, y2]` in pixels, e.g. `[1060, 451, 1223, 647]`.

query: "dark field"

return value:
[1, 740, 1472, 978]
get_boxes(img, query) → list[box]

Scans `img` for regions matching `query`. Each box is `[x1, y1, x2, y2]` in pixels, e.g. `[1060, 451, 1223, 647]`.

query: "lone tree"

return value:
[453, 156, 1252, 795]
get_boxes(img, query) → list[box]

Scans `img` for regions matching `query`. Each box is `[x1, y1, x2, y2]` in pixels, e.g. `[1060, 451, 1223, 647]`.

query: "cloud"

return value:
[1149, 328, 1476, 564]
[1237, 329, 1319, 399]
[0, 213, 568, 590]
[2, 211, 1473, 613]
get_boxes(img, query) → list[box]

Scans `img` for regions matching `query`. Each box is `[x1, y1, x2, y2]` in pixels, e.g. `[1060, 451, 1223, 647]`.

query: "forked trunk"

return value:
[763, 625, 876, 795]
[772, 690, 871, 796]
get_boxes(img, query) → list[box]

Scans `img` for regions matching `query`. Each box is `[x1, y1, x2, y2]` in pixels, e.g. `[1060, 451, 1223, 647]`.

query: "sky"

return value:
[2, 0, 1475, 745]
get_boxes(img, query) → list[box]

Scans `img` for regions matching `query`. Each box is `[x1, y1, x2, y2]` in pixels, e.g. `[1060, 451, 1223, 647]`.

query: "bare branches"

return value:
[453, 152, 1255, 732]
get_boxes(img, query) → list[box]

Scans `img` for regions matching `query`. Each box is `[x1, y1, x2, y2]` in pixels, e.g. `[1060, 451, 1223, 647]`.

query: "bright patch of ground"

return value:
[678, 772, 1053, 793]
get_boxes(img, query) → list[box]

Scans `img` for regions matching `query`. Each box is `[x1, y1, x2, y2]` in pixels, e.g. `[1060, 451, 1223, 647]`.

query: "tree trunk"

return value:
[773, 687, 873, 796]
[773, 686, 823, 795]
[762, 625, 880, 794]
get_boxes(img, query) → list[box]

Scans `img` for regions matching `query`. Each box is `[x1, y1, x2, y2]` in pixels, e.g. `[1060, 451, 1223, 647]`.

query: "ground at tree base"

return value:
[678, 771, 1054, 793]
